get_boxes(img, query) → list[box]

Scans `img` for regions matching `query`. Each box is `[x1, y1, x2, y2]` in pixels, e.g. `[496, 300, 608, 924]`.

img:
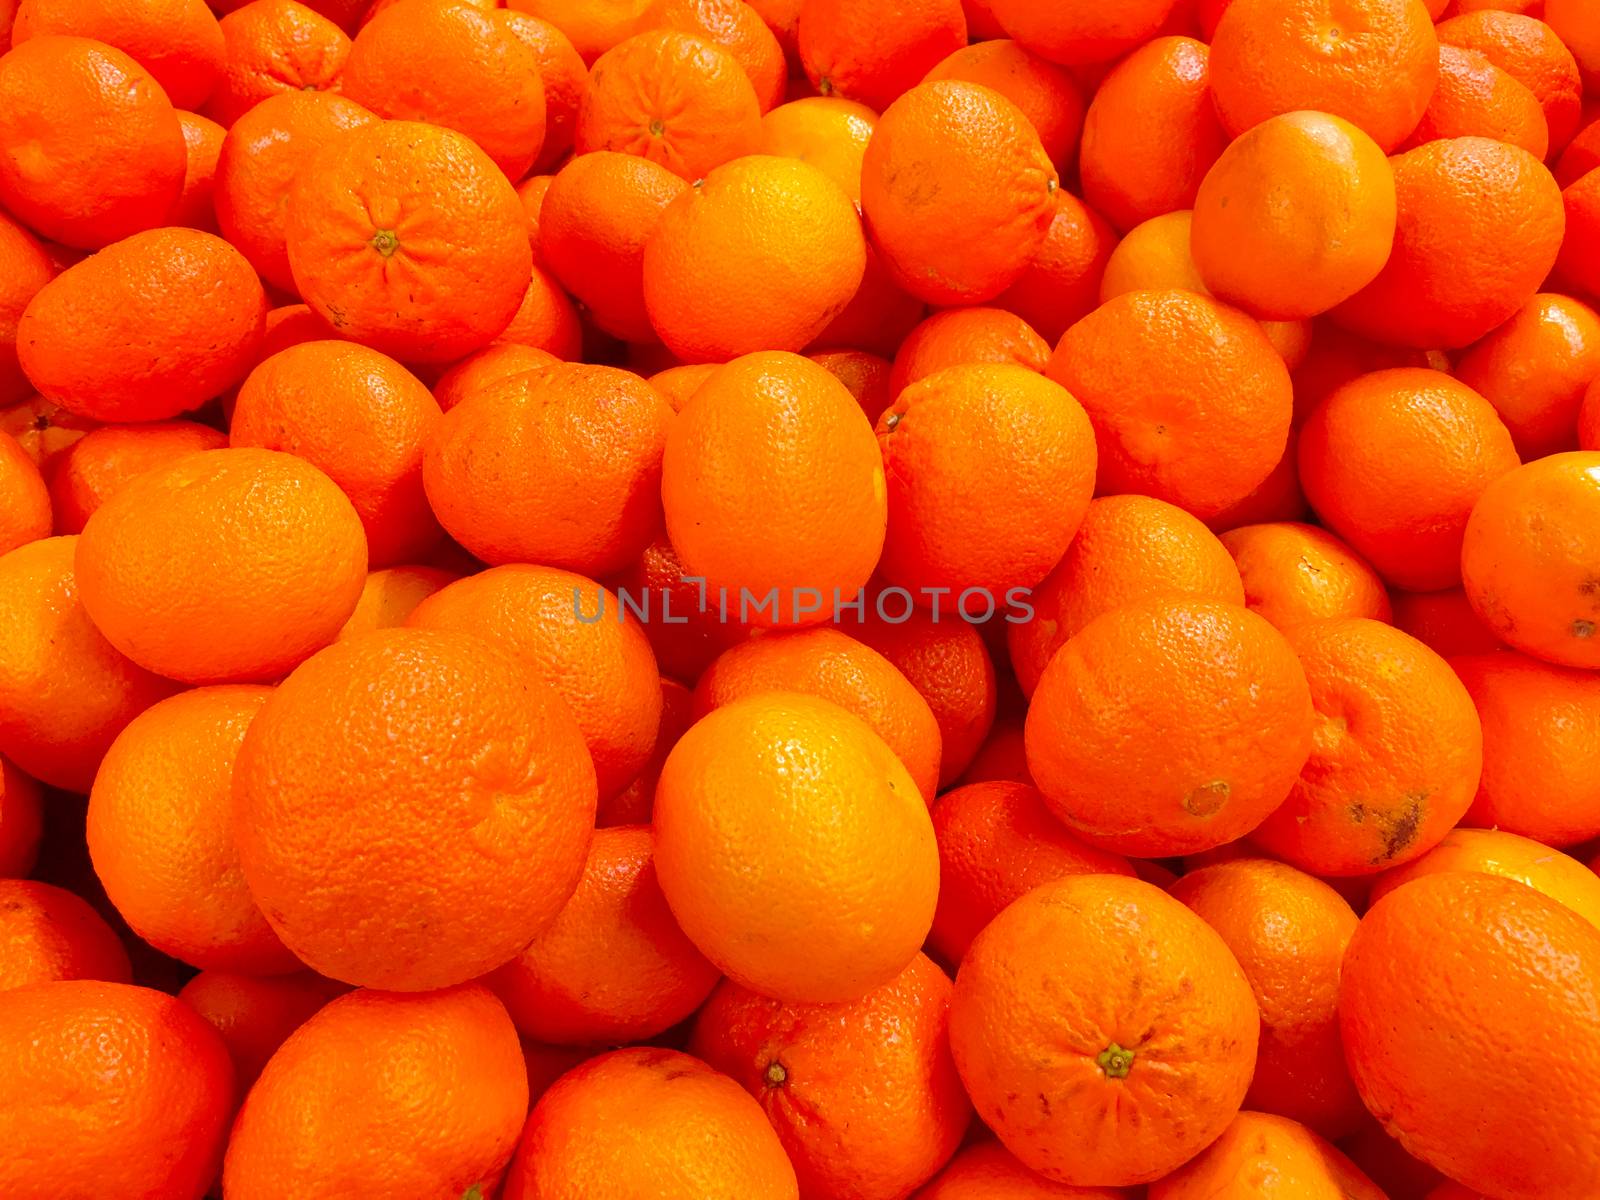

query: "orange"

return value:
[914, 1141, 1128, 1198]
[796, 0, 964, 112]
[1079, 36, 1225, 233]
[0, 36, 185, 250]
[1047, 288, 1294, 521]
[0, 212, 54, 407]
[1555, 167, 1600, 302]
[172, 112, 225, 231]
[1451, 651, 1600, 846]
[661, 351, 885, 627]
[432, 343, 558, 412]
[0, 537, 177, 792]
[1406, 44, 1550, 158]
[0, 757, 42, 879]
[541, 152, 686, 343]
[600, 676, 692, 825]
[1454, 293, 1600, 460]
[1007, 495, 1245, 696]
[0, 981, 234, 1200]
[1148, 1112, 1387, 1200]
[957, 715, 1032, 787]
[951, 875, 1258, 1188]
[1556, 118, 1600, 187]
[758, 96, 876, 204]
[1390, 586, 1502, 658]
[928, 780, 1133, 965]
[47, 421, 226, 535]
[808, 349, 892, 423]
[1219, 521, 1393, 631]
[1332, 138, 1564, 350]
[862, 80, 1058, 305]
[1289, 321, 1435, 422]
[1298, 368, 1520, 591]
[490, 825, 719, 1044]
[504, 1047, 800, 1200]
[694, 626, 943, 800]
[234, 628, 596, 988]
[813, 240, 928, 356]
[985, 0, 1178, 65]
[646, 363, 718, 411]
[1170, 860, 1363, 1138]
[692, 953, 972, 1199]
[1545, 0, 1600, 93]
[255, 301, 335, 359]
[205, 0, 351, 127]
[0, 428, 49, 555]
[76, 447, 367, 684]
[853, 606, 996, 786]
[1026, 598, 1313, 857]
[640, 0, 787, 112]
[1191, 111, 1396, 321]
[1340, 873, 1600, 1200]
[924, 40, 1084, 170]
[643, 155, 866, 361]
[214, 91, 378, 295]
[1585, 375, 1600, 448]
[496, 262, 583, 360]
[178, 969, 345, 1087]
[576, 30, 762, 180]
[505, 0, 649, 63]
[11, 0, 224, 110]
[424, 363, 670, 577]
[223, 984, 527, 1199]
[17, 227, 266, 423]
[1205, 432, 1313, 530]
[87, 686, 298, 974]
[1461, 452, 1600, 668]
[888, 307, 1049, 398]
[993, 190, 1117, 344]
[337, 564, 458, 639]
[606, 533, 753, 682]
[1436, 11, 1582, 150]
[407, 566, 662, 800]
[0, 879, 131, 990]
[1209, 0, 1439, 152]
[500, 13, 584, 172]
[654, 693, 938, 1003]
[285, 120, 531, 363]
[1370, 828, 1600, 930]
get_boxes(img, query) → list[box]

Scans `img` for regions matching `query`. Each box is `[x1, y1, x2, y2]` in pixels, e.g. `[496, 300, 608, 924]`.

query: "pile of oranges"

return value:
[3, 0, 1600, 1195]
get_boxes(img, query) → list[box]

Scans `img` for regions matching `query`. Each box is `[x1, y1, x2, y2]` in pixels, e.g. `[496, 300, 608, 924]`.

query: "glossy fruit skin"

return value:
[950, 875, 1259, 1188]
[0, 980, 235, 1200]
[1461, 452, 1600, 669]
[1407, 44, 1549, 159]
[223, 984, 528, 1200]
[1148, 1111, 1388, 1200]
[1436, 10, 1583, 151]
[641, 0, 787, 113]
[797, 0, 965, 112]
[1371, 828, 1600, 931]
[0, 213, 55, 407]
[992, 192, 1117, 344]
[923, 39, 1084, 170]
[1220, 522, 1392, 631]
[1340, 873, 1600, 1200]
[986, 0, 1177, 66]
[177, 969, 345, 1087]
[204, 0, 351, 128]
[759, 97, 877, 204]
[692, 953, 972, 1200]
[11, 0, 225, 110]
[0, 428, 50, 555]
[889, 308, 1050, 398]
[49, 422, 226, 536]
[233, 628, 597, 990]
[0, 879, 132, 990]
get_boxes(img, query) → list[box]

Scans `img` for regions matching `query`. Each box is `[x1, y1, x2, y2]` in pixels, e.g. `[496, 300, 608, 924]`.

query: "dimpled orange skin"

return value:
[337, 565, 457, 639]
[0, 400, 95, 478]
[889, 308, 1050, 398]
[759, 97, 877, 205]
[0, 214, 54, 407]
[47, 422, 225, 536]
[0, 980, 234, 1200]
[86, 686, 299, 974]
[1298, 368, 1520, 591]
[1191, 112, 1396, 322]
[815, 241, 929, 357]
[654, 693, 938, 1004]
[0, 758, 43, 878]
[223, 984, 527, 1200]
[643, 156, 866, 362]
[914, 1141, 1130, 1199]
[11, 0, 224, 110]
[0, 36, 185, 250]
[810, 349, 892, 424]
[504, 1047, 801, 1200]
[17, 228, 267, 424]
[1007, 495, 1245, 697]
[1047, 289, 1295, 521]
[1406, 45, 1549, 159]
[987, 0, 1176, 66]
[862, 81, 1059, 306]
[1339, 873, 1600, 1200]
[234, 628, 597, 990]
[75, 448, 367, 685]
[499, 14, 583, 171]
[0, 537, 178, 793]
[605, 534, 753, 683]
[928, 781, 1134, 966]
[692, 953, 972, 1200]
[1437, 11, 1582, 151]
[1169, 860, 1363, 1139]
[1208, 0, 1438, 153]
[0, 429, 49, 555]
[489, 826, 719, 1045]
[797, 0, 964, 113]
[661, 352, 886, 628]
[694, 626, 943, 801]
[600, 676, 691, 826]
[1332, 138, 1565, 350]
[1555, 167, 1600, 302]
[577, 30, 762, 180]
[407, 566, 662, 802]
[641, 0, 787, 113]
[951, 875, 1259, 1188]
[924, 40, 1084, 170]
[994, 191, 1118, 345]
[432, 343, 558, 412]
[1024, 599, 1313, 858]
[204, 0, 351, 127]
[285, 121, 531, 364]
[1219, 522, 1393, 631]
[214, 91, 379, 295]
[0, 879, 132, 990]
[178, 969, 346, 1087]
[876, 363, 1096, 598]
[1462, 453, 1600, 669]
[1370, 828, 1600, 931]
[1545, 0, 1600, 92]
[1451, 652, 1600, 846]
[505, 0, 649, 63]
[1148, 1111, 1388, 1200]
